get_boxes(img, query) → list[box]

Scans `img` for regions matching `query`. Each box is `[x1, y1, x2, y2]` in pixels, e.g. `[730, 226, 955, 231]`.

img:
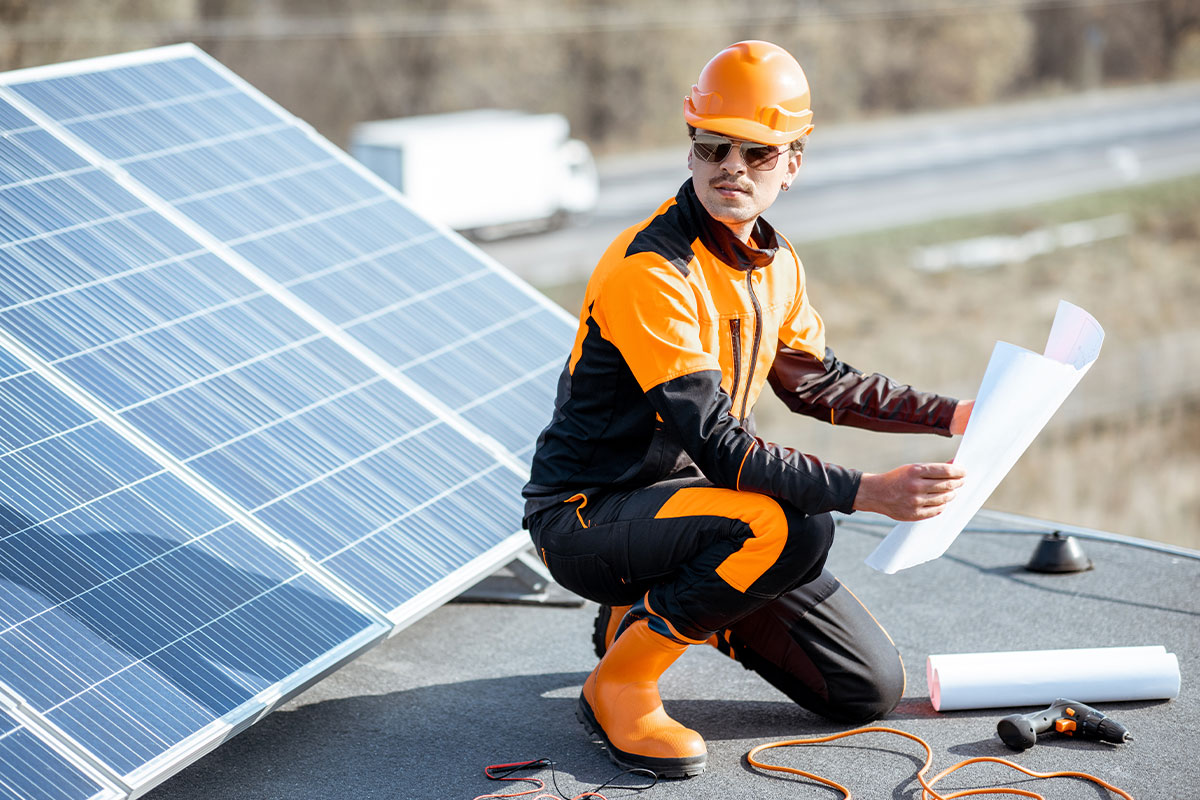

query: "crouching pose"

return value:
[522, 40, 971, 778]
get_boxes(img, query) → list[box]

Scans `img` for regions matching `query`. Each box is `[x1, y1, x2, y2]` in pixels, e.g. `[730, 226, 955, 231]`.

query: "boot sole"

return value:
[576, 692, 706, 779]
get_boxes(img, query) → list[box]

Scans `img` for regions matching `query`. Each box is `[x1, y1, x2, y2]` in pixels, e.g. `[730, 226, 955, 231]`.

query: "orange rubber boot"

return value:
[577, 617, 707, 777]
[591, 604, 633, 658]
[594, 604, 728, 659]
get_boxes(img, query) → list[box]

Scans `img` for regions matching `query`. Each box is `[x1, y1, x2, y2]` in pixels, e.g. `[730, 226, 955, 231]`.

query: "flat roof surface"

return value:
[145, 510, 1197, 800]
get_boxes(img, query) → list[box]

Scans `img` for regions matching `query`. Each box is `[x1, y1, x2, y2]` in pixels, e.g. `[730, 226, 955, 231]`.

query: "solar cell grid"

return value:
[1, 48, 560, 608]
[0, 355, 382, 782]
[0, 708, 116, 800]
[6, 48, 571, 470]
[0, 43, 576, 797]
[0, 137, 520, 612]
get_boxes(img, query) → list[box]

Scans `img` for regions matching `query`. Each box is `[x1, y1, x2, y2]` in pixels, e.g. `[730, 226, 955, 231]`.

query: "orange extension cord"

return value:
[746, 726, 1135, 800]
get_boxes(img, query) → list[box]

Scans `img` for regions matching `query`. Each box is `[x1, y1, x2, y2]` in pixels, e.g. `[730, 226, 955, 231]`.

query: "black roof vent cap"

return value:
[1026, 531, 1094, 573]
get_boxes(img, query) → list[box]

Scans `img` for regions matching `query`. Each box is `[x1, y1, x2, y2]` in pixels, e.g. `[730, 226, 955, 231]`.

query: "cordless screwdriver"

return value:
[997, 698, 1132, 750]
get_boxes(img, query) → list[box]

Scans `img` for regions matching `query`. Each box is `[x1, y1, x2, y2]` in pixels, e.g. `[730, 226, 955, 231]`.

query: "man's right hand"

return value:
[853, 463, 966, 521]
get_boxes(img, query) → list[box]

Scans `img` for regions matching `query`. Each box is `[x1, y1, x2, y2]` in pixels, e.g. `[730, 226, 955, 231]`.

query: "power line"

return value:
[0, 0, 1163, 44]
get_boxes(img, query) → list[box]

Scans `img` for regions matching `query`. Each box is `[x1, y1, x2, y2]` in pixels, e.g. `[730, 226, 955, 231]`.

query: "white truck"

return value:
[350, 109, 598, 238]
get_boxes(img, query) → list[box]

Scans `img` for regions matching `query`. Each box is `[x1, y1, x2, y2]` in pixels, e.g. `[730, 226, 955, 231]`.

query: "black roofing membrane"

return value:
[146, 509, 1197, 800]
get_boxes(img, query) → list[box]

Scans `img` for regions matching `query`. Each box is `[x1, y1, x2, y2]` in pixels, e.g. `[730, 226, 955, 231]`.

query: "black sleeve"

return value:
[646, 370, 861, 515]
[768, 346, 958, 436]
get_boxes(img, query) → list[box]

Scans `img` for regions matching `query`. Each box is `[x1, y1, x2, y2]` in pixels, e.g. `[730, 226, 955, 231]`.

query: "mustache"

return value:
[709, 176, 752, 191]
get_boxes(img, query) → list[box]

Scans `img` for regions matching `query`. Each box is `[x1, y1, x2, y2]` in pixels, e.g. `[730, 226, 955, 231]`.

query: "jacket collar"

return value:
[678, 179, 779, 271]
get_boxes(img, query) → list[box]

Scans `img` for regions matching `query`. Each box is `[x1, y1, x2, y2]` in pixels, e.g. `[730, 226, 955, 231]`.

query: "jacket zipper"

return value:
[740, 271, 763, 422]
[728, 318, 742, 418]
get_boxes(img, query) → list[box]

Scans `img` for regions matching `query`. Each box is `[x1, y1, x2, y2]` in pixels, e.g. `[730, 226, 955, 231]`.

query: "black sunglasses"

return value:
[691, 133, 786, 170]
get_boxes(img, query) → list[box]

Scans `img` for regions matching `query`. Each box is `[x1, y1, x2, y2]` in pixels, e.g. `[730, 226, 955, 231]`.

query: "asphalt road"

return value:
[479, 81, 1200, 287]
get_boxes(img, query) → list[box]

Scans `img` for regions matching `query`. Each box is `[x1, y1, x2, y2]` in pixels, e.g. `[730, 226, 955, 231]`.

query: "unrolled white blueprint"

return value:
[865, 300, 1104, 574]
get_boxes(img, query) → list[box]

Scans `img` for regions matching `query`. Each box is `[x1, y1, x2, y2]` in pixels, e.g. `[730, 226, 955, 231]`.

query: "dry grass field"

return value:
[540, 175, 1200, 549]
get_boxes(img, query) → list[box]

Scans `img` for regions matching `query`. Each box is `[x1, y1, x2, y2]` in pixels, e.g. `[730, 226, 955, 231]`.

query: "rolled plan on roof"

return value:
[927, 645, 1181, 711]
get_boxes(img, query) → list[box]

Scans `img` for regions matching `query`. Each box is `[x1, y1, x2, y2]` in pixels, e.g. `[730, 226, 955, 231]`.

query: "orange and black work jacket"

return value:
[523, 180, 958, 521]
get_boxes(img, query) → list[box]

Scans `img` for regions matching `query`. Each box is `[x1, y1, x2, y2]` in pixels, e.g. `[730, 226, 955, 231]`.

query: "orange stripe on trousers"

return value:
[653, 487, 789, 593]
[841, 581, 908, 698]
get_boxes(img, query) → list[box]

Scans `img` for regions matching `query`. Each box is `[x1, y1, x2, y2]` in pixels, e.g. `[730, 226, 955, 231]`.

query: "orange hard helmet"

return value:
[683, 40, 814, 146]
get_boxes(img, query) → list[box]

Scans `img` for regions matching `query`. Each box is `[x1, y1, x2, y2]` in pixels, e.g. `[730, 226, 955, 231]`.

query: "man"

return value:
[521, 40, 971, 778]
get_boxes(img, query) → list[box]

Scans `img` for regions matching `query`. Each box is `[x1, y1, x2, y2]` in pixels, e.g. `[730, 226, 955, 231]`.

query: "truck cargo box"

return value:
[350, 109, 598, 237]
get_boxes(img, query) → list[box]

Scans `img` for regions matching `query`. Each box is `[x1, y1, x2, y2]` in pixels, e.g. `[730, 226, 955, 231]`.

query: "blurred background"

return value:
[2, 0, 1197, 548]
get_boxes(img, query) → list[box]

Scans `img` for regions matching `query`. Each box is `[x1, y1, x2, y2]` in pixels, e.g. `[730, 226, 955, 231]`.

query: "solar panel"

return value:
[0, 45, 573, 619]
[0, 44, 575, 798]
[8, 46, 569, 465]
[0, 706, 118, 800]
[0, 342, 386, 791]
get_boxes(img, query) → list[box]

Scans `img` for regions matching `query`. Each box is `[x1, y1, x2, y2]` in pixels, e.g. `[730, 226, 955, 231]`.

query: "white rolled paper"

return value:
[927, 645, 1180, 711]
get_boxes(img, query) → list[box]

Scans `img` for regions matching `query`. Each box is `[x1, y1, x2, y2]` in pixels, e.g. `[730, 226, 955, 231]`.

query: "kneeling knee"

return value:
[774, 511, 835, 589]
[825, 652, 905, 723]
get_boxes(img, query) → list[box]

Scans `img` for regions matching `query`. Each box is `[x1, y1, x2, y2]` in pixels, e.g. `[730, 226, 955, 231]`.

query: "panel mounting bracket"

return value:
[455, 547, 584, 606]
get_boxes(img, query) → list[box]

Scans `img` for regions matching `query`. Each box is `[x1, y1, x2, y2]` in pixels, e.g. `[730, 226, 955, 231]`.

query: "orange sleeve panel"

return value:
[775, 237, 826, 360]
[591, 256, 720, 392]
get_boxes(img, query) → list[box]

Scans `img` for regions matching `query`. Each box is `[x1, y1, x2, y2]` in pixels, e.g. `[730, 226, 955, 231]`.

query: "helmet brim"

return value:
[684, 107, 813, 146]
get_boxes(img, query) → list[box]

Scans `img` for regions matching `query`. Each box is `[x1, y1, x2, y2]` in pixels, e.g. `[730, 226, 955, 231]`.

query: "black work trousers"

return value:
[528, 476, 905, 722]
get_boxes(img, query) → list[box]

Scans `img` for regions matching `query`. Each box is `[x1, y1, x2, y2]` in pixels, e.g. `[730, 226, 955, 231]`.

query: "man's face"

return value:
[688, 130, 802, 241]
